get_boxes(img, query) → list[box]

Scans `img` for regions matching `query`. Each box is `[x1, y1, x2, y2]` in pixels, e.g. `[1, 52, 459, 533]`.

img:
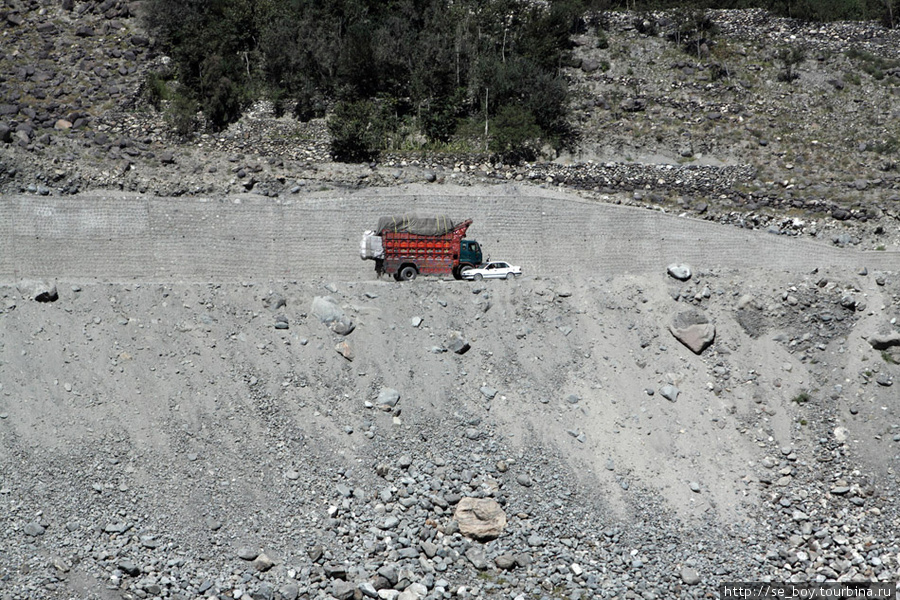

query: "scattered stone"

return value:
[252, 552, 275, 572]
[237, 547, 258, 561]
[118, 559, 140, 576]
[335, 341, 354, 361]
[659, 384, 680, 402]
[24, 522, 45, 536]
[331, 580, 355, 600]
[446, 331, 470, 354]
[680, 567, 701, 585]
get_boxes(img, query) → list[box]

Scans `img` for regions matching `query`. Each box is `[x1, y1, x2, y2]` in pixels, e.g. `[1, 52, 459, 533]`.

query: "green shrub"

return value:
[845, 47, 900, 81]
[142, 71, 171, 110]
[488, 104, 542, 162]
[328, 99, 386, 163]
[792, 390, 811, 404]
[776, 45, 807, 82]
[164, 91, 198, 138]
[597, 30, 609, 49]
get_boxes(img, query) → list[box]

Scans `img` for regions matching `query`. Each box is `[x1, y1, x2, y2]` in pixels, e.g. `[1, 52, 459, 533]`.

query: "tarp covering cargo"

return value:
[359, 231, 385, 260]
[377, 215, 457, 236]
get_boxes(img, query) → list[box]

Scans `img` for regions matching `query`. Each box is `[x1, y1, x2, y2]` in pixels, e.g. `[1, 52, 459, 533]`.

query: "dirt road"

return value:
[2, 185, 896, 282]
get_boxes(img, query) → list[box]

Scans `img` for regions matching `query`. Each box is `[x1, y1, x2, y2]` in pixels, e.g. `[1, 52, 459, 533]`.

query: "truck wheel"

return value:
[454, 264, 473, 280]
[399, 265, 418, 281]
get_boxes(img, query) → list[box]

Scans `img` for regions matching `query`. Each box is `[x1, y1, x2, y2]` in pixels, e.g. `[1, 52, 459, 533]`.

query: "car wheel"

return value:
[474, 273, 483, 281]
[502, 273, 509, 280]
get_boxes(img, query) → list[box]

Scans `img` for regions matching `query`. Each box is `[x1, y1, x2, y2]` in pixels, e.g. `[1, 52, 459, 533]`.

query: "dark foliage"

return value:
[327, 99, 387, 163]
[143, 0, 595, 160]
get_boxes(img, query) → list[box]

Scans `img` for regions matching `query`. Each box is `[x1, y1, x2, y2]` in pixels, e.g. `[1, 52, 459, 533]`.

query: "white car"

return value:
[460, 261, 522, 280]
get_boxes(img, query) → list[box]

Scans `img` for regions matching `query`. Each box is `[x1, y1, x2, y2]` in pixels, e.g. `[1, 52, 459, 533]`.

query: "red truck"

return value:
[360, 216, 484, 280]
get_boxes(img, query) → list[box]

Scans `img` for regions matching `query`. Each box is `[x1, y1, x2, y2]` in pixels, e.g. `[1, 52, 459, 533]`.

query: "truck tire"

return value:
[399, 265, 418, 281]
[454, 263, 473, 280]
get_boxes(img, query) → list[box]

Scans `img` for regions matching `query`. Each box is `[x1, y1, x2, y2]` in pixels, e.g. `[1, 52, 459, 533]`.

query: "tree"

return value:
[488, 104, 542, 161]
[328, 99, 385, 163]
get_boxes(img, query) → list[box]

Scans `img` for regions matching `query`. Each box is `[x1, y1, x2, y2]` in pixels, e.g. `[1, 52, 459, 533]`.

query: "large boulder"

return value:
[868, 331, 900, 350]
[453, 497, 506, 541]
[17, 280, 58, 302]
[669, 310, 715, 354]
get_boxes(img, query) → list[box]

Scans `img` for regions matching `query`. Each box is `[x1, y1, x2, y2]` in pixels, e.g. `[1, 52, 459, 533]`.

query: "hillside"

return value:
[0, 3, 899, 250]
[1, 3, 900, 600]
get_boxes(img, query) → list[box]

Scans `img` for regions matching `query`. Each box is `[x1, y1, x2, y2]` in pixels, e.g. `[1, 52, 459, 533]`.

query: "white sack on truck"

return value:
[359, 231, 385, 260]
[376, 215, 456, 236]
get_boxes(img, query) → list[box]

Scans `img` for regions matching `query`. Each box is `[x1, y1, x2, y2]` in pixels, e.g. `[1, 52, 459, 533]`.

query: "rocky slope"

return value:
[2, 263, 899, 600]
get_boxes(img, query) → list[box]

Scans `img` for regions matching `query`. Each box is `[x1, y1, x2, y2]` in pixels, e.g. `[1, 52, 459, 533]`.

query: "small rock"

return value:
[680, 567, 701, 585]
[669, 309, 715, 354]
[446, 331, 470, 354]
[659, 384, 680, 402]
[376, 388, 401, 409]
[118, 559, 140, 577]
[667, 264, 692, 281]
[868, 331, 900, 350]
[18, 280, 58, 302]
[237, 547, 258, 561]
[252, 552, 275, 572]
[331, 580, 355, 600]
[24, 522, 45, 536]
[335, 341, 354, 361]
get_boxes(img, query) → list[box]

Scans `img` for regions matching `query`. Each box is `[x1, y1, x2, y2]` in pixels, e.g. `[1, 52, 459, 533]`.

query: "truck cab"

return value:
[457, 239, 483, 275]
